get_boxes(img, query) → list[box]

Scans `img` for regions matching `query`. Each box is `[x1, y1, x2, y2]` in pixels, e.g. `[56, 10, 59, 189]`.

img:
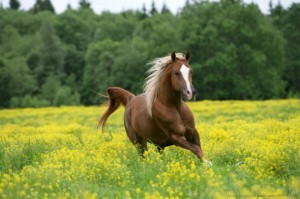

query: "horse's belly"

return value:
[134, 111, 169, 145]
[125, 95, 169, 146]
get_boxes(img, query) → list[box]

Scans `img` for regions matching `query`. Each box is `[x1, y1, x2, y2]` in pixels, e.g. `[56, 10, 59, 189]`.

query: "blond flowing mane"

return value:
[143, 53, 186, 117]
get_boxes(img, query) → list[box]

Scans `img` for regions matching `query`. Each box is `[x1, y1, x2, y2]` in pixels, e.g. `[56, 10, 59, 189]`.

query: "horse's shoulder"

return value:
[181, 102, 194, 117]
[181, 101, 192, 111]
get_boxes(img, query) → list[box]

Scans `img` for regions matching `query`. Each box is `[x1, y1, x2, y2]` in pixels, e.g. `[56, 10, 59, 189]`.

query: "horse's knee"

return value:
[170, 133, 186, 143]
[170, 134, 204, 160]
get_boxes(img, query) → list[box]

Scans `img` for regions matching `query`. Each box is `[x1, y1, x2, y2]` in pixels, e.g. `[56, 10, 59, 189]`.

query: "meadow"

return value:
[0, 100, 299, 199]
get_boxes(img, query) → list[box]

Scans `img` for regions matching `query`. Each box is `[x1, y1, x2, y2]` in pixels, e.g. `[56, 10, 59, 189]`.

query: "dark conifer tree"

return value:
[9, 0, 20, 10]
[150, 1, 158, 15]
[79, 0, 91, 9]
[161, 3, 171, 14]
[31, 0, 55, 13]
[67, 3, 72, 10]
[139, 4, 148, 19]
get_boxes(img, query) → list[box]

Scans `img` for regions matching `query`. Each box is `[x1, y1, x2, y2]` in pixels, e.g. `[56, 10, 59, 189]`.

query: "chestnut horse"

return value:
[99, 52, 210, 164]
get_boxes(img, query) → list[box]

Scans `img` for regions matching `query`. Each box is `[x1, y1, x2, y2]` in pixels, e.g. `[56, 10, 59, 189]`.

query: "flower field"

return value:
[0, 100, 299, 199]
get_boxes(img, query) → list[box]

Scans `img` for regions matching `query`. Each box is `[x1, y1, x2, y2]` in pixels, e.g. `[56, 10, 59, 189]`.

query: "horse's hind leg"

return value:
[124, 117, 147, 156]
[130, 133, 148, 156]
[136, 138, 147, 155]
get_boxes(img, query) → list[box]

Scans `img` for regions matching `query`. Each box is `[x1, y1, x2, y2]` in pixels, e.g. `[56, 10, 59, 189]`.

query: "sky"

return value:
[1, 0, 300, 14]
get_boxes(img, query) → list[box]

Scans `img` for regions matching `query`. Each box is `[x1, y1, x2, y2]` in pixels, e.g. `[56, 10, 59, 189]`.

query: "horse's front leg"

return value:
[185, 127, 201, 146]
[190, 129, 213, 166]
[170, 134, 204, 161]
[190, 128, 202, 150]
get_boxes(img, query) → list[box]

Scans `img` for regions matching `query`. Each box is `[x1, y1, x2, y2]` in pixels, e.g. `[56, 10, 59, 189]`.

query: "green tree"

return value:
[40, 74, 61, 104]
[95, 11, 138, 42]
[161, 3, 171, 14]
[53, 86, 81, 106]
[0, 25, 20, 57]
[138, 4, 148, 20]
[56, 9, 93, 51]
[31, 0, 55, 13]
[134, 13, 182, 58]
[271, 3, 300, 95]
[110, 37, 149, 93]
[179, 0, 285, 99]
[0, 0, 298, 107]
[55, 10, 93, 82]
[9, 0, 20, 10]
[67, 3, 72, 10]
[0, 57, 37, 107]
[150, 1, 158, 15]
[79, 0, 91, 10]
[35, 22, 65, 85]
[0, 7, 52, 35]
[82, 39, 120, 105]
[183, 0, 191, 10]
[63, 45, 85, 82]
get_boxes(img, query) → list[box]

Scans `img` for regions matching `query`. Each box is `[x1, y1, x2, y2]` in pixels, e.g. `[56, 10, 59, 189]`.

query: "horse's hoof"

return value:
[204, 159, 213, 167]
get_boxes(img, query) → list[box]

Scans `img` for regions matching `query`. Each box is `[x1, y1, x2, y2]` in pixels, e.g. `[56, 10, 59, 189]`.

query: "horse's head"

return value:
[170, 51, 196, 101]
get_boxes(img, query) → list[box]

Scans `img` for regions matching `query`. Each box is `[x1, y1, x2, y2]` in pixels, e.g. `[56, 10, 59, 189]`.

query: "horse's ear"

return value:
[185, 51, 191, 62]
[171, 52, 176, 62]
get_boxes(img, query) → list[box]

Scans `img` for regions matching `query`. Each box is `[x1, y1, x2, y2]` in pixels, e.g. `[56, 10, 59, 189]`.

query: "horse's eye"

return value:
[174, 71, 180, 76]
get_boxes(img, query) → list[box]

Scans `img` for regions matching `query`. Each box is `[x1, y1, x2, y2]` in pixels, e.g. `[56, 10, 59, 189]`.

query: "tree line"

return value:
[0, 0, 299, 108]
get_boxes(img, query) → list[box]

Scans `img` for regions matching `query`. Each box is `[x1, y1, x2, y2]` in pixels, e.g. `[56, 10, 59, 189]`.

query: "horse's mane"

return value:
[144, 53, 186, 117]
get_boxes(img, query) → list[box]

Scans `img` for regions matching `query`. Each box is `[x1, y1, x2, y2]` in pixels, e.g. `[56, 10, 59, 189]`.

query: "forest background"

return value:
[0, 0, 299, 108]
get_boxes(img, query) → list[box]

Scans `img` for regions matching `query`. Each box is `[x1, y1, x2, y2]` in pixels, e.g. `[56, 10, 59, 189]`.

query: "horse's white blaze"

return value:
[180, 64, 192, 99]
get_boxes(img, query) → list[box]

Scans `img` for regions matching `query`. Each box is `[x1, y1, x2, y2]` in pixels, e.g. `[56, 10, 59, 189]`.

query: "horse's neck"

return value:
[158, 74, 182, 110]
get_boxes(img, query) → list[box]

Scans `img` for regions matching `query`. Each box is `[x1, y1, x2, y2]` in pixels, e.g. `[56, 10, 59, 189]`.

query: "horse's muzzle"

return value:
[182, 86, 196, 101]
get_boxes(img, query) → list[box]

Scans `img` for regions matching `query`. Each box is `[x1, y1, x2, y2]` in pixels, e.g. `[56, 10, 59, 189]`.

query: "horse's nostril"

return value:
[187, 90, 191, 95]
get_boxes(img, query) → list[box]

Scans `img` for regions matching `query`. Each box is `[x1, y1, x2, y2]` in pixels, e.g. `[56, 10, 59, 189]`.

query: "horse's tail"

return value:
[98, 87, 135, 131]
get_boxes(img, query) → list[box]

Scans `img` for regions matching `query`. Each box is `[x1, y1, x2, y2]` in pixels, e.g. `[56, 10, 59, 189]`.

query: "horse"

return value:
[99, 52, 211, 165]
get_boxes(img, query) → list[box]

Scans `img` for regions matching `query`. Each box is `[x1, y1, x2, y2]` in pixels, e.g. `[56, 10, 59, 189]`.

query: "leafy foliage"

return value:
[271, 3, 300, 96]
[31, 0, 55, 13]
[0, 0, 299, 108]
